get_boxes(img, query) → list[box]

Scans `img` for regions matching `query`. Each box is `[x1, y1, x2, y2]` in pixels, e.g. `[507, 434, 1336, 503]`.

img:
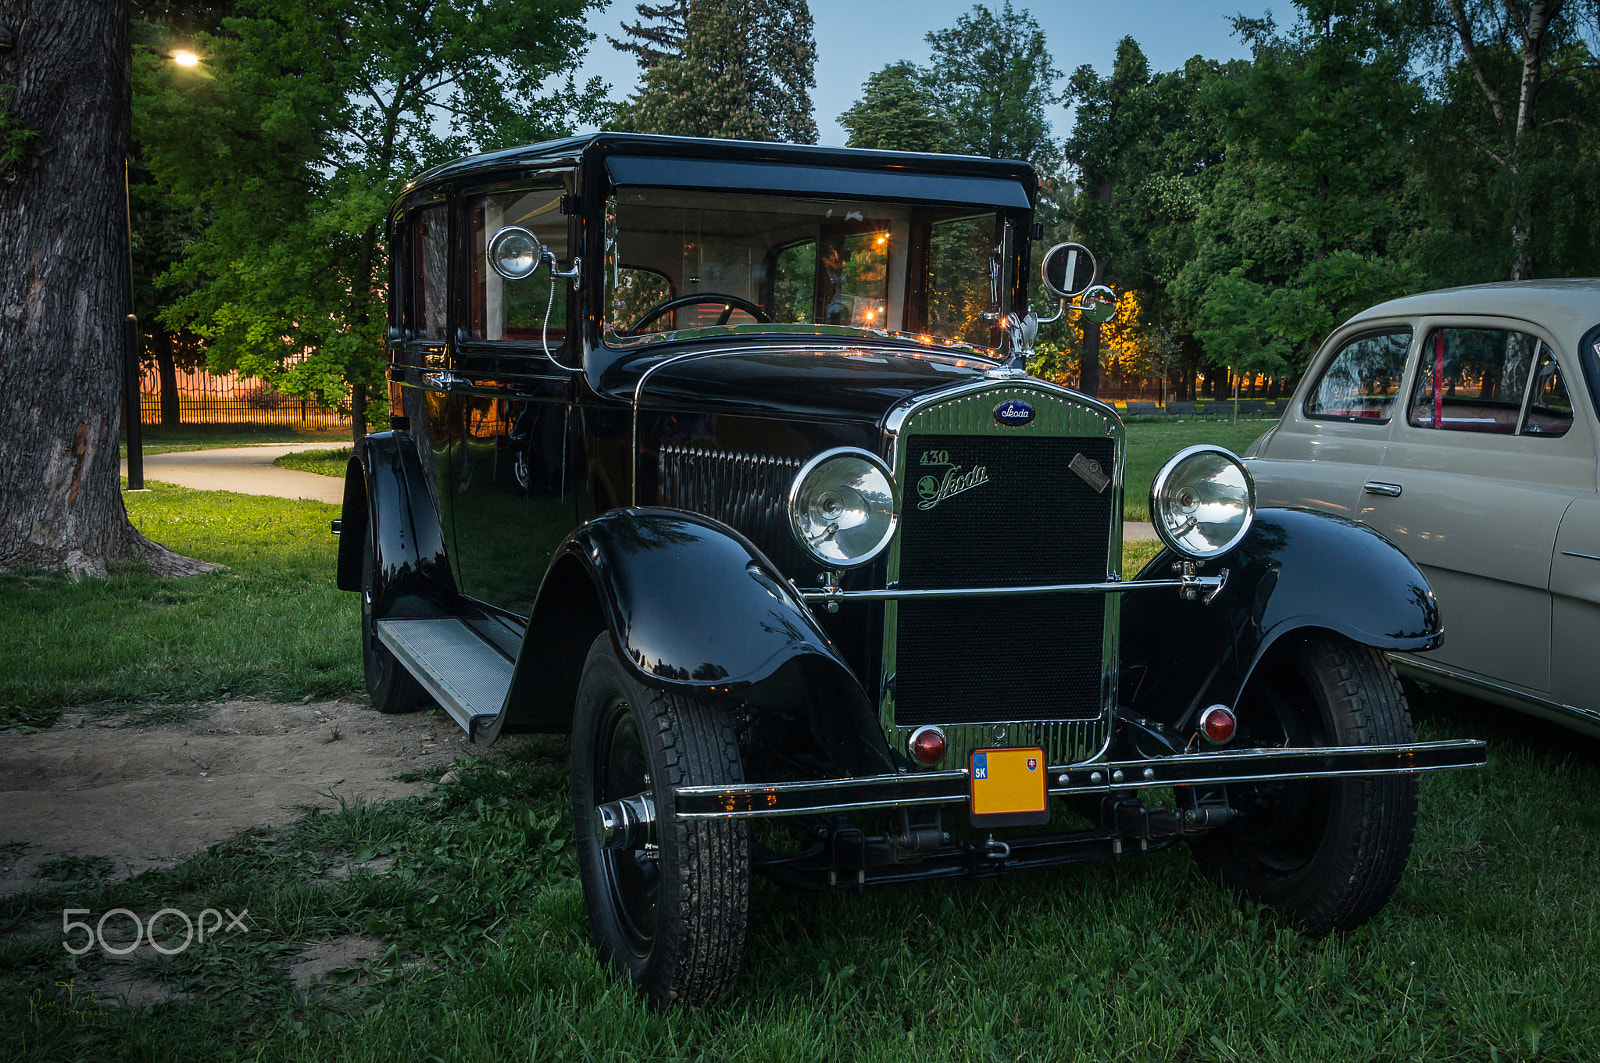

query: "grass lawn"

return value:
[274, 446, 353, 477]
[1122, 417, 1274, 524]
[122, 422, 352, 457]
[6, 699, 1600, 1061]
[0, 483, 359, 728]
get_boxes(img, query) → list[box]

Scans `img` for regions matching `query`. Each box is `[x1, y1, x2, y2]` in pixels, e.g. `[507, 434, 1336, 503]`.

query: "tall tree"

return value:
[924, 1, 1060, 168]
[1419, 0, 1598, 278]
[1170, 5, 1427, 384]
[140, 0, 607, 441]
[838, 60, 955, 152]
[0, 0, 206, 575]
[608, 0, 688, 70]
[623, 0, 818, 143]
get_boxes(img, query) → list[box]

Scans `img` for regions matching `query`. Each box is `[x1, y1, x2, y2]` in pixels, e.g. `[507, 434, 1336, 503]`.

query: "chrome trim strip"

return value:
[802, 574, 1222, 604]
[1560, 550, 1600, 562]
[672, 739, 1487, 819]
[1391, 653, 1600, 728]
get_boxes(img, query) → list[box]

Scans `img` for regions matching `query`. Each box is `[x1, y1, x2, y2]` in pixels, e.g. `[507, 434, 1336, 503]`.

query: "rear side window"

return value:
[467, 185, 571, 343]
[410, 204, 449, 341]
[1304, 328, 1412, 422]
[1406, 327, 1566, 436]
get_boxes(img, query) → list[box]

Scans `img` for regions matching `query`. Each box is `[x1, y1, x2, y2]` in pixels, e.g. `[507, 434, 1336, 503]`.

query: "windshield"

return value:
[604, 187, 1008, 350]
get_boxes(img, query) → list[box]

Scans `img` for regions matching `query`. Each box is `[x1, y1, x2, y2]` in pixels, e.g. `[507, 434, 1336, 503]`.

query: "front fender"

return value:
[1119, 507, 1441, 728]
[497, 508, 888, 773]
[335, 430, 455, 617]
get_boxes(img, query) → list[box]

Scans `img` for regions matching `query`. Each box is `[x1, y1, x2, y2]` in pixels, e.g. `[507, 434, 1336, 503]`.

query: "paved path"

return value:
[122, 442, 349, 505]
[124, 442, 1161, 540]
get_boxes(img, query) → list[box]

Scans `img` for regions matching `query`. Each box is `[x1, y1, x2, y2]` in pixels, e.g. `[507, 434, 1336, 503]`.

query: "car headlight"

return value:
[1149, 445, 1255, 560]
[788, 448, 898, 568]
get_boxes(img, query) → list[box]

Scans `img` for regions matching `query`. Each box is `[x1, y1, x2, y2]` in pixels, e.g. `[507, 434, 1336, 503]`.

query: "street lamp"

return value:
[124, 48, 203, 492]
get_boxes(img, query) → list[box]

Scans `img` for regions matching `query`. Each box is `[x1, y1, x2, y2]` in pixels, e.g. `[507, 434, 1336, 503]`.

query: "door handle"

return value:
[1363, 481, 1403, 497]
[423, 371, 472, 391]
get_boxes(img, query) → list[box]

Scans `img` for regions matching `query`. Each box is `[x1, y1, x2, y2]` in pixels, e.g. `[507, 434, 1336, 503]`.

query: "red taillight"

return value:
[1199, 705, 1237, 745]
[908, 726, 947, 765]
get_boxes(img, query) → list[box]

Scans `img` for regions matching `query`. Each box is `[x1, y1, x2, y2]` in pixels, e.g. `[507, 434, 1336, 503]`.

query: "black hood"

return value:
[594, 339, 1001, 425]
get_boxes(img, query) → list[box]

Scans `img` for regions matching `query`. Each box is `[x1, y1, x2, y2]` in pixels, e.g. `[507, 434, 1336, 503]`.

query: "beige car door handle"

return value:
[1363, 481, 1403, 497]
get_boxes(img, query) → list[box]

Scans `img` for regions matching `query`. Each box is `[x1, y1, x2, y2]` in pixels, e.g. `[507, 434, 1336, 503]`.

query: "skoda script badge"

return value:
[993, 399, 1035, 426]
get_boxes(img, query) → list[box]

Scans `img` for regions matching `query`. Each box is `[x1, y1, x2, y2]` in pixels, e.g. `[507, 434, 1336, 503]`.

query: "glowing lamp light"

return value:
[173, 50, 200, 67]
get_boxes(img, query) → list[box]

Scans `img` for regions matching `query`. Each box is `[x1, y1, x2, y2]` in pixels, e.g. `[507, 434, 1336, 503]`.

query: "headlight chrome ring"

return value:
[788, 447, 898, 569]
[1149, 444, 1255, 560]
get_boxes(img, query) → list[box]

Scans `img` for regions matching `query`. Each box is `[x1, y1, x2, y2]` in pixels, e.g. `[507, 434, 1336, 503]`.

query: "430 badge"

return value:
[916, 449, 989, 510]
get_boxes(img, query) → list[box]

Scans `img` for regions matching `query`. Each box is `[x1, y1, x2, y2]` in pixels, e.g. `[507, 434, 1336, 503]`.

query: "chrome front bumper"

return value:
[672, 739, 1486, 820]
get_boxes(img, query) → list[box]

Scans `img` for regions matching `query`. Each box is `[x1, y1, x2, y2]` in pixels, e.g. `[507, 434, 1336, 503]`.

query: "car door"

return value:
[1358, 317, 1595, 696]
[1248, 325, 1413, 518]
[448, 180, 582, 619]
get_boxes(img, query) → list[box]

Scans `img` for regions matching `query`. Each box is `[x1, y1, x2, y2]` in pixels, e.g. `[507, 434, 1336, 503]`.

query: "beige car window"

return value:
[411, 204, 448, 341]
[1407, 327, 1537, 435]
[1304, 328, 1411, 422]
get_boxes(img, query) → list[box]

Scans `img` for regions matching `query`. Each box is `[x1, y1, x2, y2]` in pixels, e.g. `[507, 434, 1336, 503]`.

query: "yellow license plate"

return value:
[969, 747, 1049, 827]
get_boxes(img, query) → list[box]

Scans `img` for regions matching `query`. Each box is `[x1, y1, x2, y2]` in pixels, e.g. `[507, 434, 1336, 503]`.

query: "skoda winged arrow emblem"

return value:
[993, 399, 1035, 426]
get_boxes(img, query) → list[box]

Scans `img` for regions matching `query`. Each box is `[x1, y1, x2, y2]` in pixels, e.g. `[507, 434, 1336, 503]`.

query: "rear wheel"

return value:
[1189, 633, 1418, 933]
[571, 634, 749, 1007]
[360, 520, 429, 714]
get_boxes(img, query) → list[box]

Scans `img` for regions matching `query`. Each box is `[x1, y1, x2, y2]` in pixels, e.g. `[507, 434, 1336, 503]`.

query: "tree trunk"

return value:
[151, 327, 181, 426]
[0, 0, 210, 577]
[1079, 320, 1100, 398]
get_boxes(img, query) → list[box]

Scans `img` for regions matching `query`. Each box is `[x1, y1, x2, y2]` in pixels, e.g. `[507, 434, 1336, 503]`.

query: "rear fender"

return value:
[1119, 507, 1441, 729]
[494, 508, 890, 774]
[336, 431, 456, 617]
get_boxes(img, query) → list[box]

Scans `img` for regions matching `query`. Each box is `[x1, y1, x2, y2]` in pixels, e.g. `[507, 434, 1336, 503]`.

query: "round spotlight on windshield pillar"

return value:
[487, 225, 545, 281]
[1149, 445, 1256, 560]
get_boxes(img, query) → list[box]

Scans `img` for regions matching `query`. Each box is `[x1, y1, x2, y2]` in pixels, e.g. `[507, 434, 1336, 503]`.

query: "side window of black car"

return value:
[467, 186, 571, 344]
[1304, 328, 1412, 422]
[410, 203, 449, 342]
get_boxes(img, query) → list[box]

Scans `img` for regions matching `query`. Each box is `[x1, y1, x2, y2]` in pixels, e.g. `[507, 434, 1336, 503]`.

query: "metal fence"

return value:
[140, 366, 349, 427]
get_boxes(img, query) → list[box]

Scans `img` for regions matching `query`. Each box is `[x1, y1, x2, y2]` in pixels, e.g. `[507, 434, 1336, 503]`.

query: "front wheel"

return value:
[571, 633, 749, 1007]
[1189, 633, 1419, 933]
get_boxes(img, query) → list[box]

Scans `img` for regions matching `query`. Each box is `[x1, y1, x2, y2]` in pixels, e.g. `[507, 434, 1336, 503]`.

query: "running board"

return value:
[374, 618, 511, 741]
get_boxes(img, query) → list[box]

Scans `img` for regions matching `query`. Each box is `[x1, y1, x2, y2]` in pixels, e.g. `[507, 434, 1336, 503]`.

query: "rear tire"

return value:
[360, 519, 429, 715]
[572, 633, 749, 1007]
[1189, 633, 1418, 933]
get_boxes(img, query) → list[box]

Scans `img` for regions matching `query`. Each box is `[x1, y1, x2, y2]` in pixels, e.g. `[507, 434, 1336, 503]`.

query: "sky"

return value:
[571, 0, 1281, 146]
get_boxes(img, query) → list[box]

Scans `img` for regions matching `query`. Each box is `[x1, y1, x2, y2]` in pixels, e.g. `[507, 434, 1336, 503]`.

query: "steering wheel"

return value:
[624, 293, 772, 335]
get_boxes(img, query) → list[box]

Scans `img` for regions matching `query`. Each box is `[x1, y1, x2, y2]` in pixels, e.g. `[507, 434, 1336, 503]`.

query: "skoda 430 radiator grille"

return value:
[882, 384, 1122, 767]
[894, 435, 1115, 725]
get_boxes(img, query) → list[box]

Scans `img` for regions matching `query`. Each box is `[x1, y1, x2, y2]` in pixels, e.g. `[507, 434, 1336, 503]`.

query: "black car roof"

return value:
[400, 131, 1038, 198]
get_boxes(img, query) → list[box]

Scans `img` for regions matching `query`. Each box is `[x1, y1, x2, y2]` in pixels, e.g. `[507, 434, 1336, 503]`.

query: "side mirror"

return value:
[1076, 284, 1118, 326]
[1040, 242, 1098, 298]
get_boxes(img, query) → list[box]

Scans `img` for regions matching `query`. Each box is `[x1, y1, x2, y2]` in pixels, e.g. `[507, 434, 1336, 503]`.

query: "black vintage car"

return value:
[336, 133, 1484, 1007]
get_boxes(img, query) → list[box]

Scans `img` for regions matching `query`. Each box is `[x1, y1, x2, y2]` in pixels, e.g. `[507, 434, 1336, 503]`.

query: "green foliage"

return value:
[621, 0, 818, 143]
[274, 446, 352, 477]
[838, 61, 956, 152]
[135, 0, 608, 432]
[924, 1, 1061, 168]
[607, 0, 689, 70]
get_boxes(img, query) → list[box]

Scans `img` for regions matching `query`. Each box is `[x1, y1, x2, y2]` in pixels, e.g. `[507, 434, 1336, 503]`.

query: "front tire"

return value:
[571, 633, 749, 1007]
[1189, 633, 1419, 933]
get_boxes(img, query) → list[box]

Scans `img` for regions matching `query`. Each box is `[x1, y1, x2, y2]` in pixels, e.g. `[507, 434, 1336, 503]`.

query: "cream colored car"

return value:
[1246, 280, 1600, 733]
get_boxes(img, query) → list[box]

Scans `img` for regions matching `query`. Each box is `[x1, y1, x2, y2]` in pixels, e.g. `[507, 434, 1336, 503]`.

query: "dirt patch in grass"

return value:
[0, 698, 477, 893]
[286, 933, 388, 989]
